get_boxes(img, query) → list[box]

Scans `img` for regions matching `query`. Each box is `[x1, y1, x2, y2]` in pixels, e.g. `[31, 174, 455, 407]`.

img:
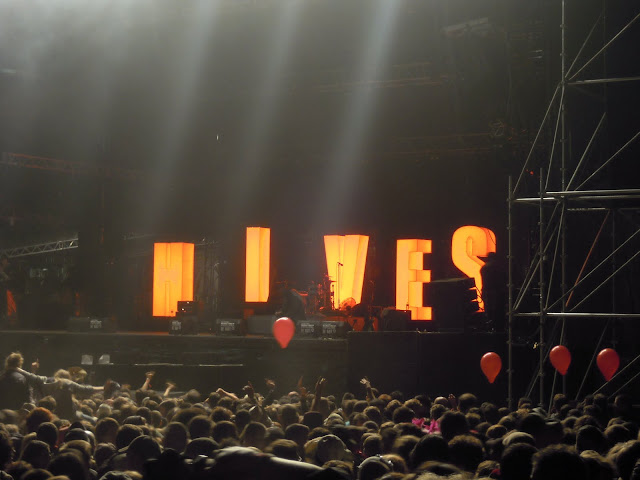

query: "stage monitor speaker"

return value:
[247, 315, 276, 335]
[169, 316, 198, 335]
[424, 277, 479, 331]
[297, 320, 319, 337]
[67, 317, 117, 333]
[319, 320, 351, 338]
[215, 318, 244, 336]
[379, 309, 411, 331]
[177, 301, 200, 316]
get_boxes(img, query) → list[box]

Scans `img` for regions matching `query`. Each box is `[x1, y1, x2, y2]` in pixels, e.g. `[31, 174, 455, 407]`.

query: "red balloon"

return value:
[597, 348, 620, 381]
[273, 317, 295, 349]
[550, 345, 571, 376]
[480, 352, 502, 384]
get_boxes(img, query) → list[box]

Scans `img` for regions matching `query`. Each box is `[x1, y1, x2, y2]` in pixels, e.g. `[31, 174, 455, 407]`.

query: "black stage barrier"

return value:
[348, 331, 508, 402]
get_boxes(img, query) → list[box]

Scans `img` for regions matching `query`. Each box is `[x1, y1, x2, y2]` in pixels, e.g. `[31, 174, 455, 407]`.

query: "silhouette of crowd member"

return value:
[42, 369, 105, 420]
[3, 358, 640, 480]
[530, 444, 587, 480]
[0, 353, 49, 410]
[480, 252, 507, 332]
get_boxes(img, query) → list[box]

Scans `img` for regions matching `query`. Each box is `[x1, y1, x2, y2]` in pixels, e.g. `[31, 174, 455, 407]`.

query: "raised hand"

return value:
[243, 381, 255, 400]
[315, 376, 326, 394]
[297, 376, 308, 397]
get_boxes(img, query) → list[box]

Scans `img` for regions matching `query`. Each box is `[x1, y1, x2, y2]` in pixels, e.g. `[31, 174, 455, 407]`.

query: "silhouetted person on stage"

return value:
[480, 252, 507, 332]
[275, 282, 306, 323]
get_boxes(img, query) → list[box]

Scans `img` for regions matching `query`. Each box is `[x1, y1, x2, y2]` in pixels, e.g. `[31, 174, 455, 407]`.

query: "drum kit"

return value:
[294, 272, 352, 315]
[291, 274, 377, 331]
[298, 274, 334, 315]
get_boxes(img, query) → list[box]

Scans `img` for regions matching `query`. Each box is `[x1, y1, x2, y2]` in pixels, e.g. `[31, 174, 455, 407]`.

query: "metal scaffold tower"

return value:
[507, 1, 640, 409]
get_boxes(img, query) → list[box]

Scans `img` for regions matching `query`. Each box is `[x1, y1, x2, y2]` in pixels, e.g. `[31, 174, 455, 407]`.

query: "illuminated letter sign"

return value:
[396, 239, 432, 320]
[245, 227, 271, 302]
[153, 242, 194, 317]
[451, 226, 496, 310]
[324, 235, 369, 308]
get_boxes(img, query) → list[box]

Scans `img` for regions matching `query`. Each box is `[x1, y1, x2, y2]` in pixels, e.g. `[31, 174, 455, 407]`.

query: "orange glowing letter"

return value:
[324, 235, 369, 308]
[451, 226, 496, 310]
[245, 227, 271, 302]
[396, 239, 432, 320]
[153, 242, 194, 317]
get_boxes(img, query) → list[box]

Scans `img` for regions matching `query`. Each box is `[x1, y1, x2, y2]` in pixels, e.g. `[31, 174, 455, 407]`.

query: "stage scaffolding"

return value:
[507, 1, 640, 409]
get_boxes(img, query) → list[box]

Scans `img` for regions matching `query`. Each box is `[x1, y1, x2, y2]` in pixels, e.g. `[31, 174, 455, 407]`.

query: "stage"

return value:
[0, 328, 518, 402]
[0, 329, 349, 396]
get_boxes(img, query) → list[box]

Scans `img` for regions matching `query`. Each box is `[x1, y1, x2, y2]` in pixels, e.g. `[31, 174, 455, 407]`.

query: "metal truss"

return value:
[308, 62, 453, 93]
[1, 235, 216, 260]
[1, 238, 79, 258]
[1, 152, 142, 181]
[0, 206, 65, 227]
[507, 1, 640, 409]
[379, 130, 530, 159]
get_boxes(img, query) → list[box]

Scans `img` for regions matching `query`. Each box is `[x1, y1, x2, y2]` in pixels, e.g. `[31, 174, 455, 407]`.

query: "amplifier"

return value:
[169, 316, 198, 335]
[215, 318, 244, 336]
[379, 309, 411, 331]
[67, 317, 117, 333]
[297, 320, 319, 337]
[177, 301, 200, 316]
[247, 315, 276, 335]
[319, 320, 351, 338]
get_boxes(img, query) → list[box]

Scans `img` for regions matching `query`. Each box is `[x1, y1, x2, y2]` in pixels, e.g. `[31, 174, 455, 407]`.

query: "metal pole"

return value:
[513, 84, 561, 194]
[516, 312, 640, 319]
[566, 113, 606, 190]
[560, 0, 567, 400]
[539, 169, 546, 406]
[508, 176, 514, 411]
[569, 76, 640, 85]
[568, 11, 640, 82]
[545, 227, 640, 311]
[565, 12, 603, 78]
[570, 248, 640, 311]
[577, 130, 640, 190]
[576, 320, 610, 399]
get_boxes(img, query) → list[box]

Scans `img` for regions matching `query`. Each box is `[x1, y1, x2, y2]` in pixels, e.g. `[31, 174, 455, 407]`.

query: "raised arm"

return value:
[360, 376, 376, 401]
[141, 371, 155, 392]
[216, 387, 239, 402]
[296, 376, 310, 413]
[163, 380, 176, 398]
[16, 366, 49, 387]
[309, 376, 326, 412]
[262, 378, 276, 407]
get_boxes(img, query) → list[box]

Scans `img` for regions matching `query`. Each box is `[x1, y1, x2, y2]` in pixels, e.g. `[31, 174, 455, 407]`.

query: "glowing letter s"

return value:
[451, 226, 496, 310]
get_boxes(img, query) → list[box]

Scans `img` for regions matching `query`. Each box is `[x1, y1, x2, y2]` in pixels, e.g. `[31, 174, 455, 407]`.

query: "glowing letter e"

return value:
[396, 239, 432, 320]
[245, 227, 271, 302]
[451, 226, 496, 311]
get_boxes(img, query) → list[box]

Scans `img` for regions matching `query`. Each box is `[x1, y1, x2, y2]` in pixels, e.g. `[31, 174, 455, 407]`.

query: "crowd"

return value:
[1, 351, 640, 480]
